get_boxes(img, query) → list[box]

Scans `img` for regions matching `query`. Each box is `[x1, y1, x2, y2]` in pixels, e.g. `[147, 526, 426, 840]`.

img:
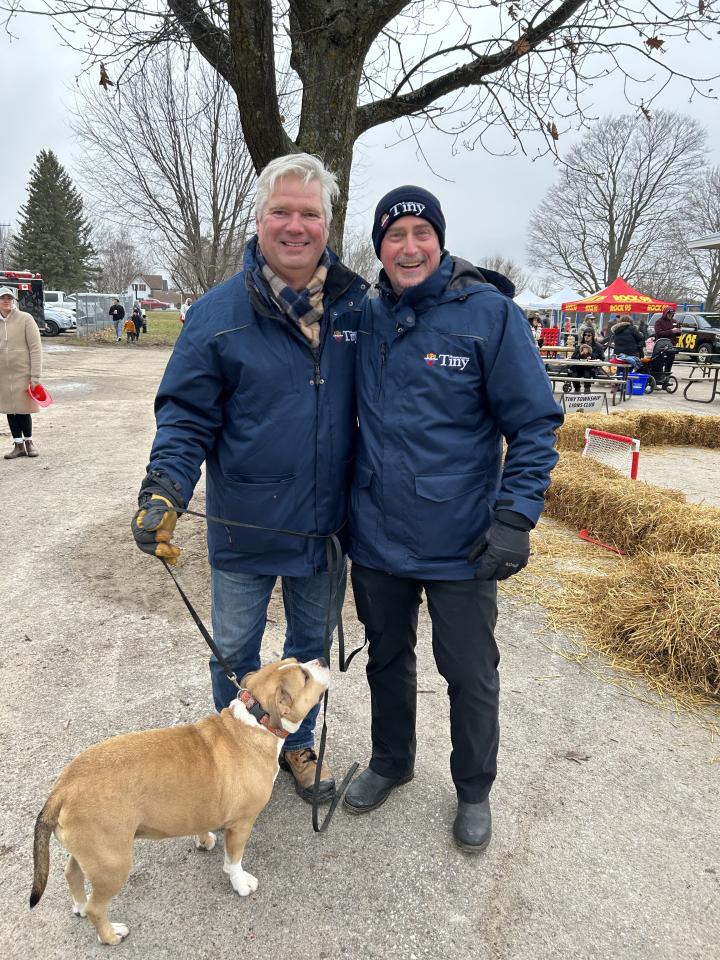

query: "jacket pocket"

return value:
[222, 474, 298, 554]
[349, 462, 378, 549]
[413, 470, 491, 561]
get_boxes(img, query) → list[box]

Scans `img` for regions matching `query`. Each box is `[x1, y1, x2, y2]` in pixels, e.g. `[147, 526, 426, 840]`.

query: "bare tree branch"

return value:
[72, 49, 256, 293]
[527, 110, 705, 298]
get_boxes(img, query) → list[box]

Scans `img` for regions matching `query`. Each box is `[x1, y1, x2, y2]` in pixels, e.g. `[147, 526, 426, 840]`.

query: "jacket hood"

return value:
[611, 320, 632, 332]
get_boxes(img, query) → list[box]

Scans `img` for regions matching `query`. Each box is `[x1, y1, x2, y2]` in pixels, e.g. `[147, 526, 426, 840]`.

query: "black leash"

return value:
[160, 507, 366, 832]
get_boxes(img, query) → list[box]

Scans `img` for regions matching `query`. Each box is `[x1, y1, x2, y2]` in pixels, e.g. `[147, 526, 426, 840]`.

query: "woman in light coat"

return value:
[0, 286, 43, 458]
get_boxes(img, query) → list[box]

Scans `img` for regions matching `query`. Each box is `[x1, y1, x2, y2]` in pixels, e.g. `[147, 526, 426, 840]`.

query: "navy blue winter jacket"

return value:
[148, 238, 367, 575]
[349, 254, 563, 580]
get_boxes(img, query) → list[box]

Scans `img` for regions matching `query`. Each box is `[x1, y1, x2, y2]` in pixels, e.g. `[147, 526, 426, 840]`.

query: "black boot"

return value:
[342, 766, 414, 815]
[453, 799, 492, 852]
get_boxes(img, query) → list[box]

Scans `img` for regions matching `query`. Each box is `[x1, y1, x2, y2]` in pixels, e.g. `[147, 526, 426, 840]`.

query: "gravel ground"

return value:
[1, 341, 718, 960]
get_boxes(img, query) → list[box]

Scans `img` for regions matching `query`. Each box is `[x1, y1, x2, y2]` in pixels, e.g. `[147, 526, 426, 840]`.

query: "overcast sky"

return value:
[1, 16, 719, 283]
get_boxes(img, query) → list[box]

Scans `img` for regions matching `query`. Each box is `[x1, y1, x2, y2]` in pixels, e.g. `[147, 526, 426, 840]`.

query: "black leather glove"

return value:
[468, 511, 532, 581]
[131, 471, 185, 565]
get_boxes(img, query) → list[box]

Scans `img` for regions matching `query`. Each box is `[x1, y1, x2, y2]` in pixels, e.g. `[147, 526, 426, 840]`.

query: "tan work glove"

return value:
[131, 494, 182, 564]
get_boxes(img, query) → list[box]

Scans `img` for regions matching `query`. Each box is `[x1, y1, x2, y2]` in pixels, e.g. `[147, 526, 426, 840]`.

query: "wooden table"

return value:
[539, 345, 575, 359]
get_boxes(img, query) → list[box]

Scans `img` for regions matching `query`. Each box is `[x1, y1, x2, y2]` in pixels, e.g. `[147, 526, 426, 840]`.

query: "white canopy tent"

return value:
[513, 288, 546, 311]
[537, 286, 583, 310]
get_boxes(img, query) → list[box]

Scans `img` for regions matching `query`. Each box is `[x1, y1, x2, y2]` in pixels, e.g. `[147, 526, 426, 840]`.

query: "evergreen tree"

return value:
[12, 150, 96, 290]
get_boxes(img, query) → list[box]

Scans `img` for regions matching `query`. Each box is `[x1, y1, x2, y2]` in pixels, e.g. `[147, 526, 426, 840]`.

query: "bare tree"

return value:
[683, 166, 720, 310]
[0, 224, 14, 269]
[93, 227, 147, 294]
[342, 230, 380, 285]
[526, 111, 706, 295]
[72, 49, 255, 294]
[3, 2, 717, 249]
[477, 254, 529, 294]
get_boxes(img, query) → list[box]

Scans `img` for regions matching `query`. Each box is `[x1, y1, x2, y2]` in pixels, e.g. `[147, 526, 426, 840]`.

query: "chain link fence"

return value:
[73, 293, 135, 337]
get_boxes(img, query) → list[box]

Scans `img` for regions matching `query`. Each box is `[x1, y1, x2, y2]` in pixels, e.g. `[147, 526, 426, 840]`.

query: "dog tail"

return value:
[30, 795, 61, 909]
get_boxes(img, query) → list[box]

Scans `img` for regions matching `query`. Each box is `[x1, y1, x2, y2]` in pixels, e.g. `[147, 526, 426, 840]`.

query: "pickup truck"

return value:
[44, 290, 76, 311]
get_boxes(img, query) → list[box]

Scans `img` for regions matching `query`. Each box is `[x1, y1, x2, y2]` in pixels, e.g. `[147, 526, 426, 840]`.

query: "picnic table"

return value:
[542, 357, 633, 406]
[670, 359, 720, 403]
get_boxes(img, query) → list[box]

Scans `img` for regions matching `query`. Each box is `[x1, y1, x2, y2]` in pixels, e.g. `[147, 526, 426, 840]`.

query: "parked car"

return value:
[648, 312, 720, 360]
[42, 306, 77, 337]
[140, 298, 173, 310]
[44, 290, 76, 312]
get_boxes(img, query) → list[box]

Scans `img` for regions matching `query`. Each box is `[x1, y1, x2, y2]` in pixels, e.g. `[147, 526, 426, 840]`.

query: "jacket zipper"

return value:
[376, 342, 388, 401]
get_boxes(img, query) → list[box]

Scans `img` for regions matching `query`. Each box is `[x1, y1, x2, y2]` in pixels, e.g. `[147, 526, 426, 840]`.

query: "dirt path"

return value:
[1, 342, 718, 960]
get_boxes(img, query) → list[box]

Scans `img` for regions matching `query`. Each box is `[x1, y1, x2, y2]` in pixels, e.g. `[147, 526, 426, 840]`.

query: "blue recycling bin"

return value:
[627, 373, 649, 395]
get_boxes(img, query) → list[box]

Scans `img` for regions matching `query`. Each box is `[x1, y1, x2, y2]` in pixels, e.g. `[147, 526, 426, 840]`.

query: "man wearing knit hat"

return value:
[343, 185, 563, 852]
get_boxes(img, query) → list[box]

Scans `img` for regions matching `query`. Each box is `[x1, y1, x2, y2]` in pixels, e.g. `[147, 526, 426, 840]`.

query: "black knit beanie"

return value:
[372, 186, 446, 256]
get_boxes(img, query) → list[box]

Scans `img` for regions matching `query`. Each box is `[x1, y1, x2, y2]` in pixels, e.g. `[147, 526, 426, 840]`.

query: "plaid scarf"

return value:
[256, 246, 330, 348]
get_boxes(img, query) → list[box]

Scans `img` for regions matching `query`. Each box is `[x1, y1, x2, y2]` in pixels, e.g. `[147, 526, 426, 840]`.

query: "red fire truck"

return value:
[0, 269, 47, 331]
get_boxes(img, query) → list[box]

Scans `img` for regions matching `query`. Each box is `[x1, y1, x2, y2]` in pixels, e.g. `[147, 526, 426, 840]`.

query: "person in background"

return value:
[528, 314, 544, 348]
[124, 314, 138, 343]
[569, 330, 605, 393]
[608, 316, 645, 371]
[343, 185, 563, 853]
[131, 304, 143, 341]
[652, 307, 680, 375]
[130, 153, 367, 804]
[109, 298, 125, 342]
[180, 297, 193, 324]
[0, 286, 43, 459]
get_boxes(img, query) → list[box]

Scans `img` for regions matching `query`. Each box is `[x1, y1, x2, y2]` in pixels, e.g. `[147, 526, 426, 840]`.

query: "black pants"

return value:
[7, 413, 32, 438]
[351, 563, 500, 803]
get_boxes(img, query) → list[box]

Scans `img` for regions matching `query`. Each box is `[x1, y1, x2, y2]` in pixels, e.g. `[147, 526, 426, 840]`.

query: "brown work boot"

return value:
[279, 748, 335, 804]
[24, 440, 39, 457]
[4, 442, 27, 460]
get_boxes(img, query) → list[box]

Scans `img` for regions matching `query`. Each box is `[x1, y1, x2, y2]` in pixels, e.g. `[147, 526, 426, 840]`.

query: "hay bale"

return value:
[551, 553, 720, 700]
[557, 411, 720, 453]
[543, 452, 720, 556]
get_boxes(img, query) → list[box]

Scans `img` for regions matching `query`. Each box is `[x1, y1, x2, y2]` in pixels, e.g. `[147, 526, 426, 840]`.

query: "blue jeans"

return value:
[209, 563, 346, 750]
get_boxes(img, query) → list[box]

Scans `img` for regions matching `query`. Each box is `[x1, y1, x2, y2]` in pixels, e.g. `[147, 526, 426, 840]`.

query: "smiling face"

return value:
[256, 174, 329, 291]
[379, 216, 442, 296]
[0, 293, 15, 317]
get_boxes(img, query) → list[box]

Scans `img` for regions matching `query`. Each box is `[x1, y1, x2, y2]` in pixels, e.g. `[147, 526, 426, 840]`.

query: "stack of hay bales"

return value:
[528, 412, 720, 705]
[556, 410, 720, 453]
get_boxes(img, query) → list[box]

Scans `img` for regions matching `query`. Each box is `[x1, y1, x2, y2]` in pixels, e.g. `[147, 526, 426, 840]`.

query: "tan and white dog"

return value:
[30, 657, 330, 945]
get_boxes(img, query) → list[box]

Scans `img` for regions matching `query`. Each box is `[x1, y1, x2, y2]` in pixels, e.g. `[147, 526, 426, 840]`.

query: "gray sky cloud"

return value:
[2, 18, 718, 279]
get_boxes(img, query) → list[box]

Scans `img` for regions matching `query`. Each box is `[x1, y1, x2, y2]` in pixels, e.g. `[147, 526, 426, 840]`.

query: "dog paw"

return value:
[195, 831, 216, 851]
[72, 901, 87, 918]
[224, 862, 259, 897]
[97, 922, 129, 945]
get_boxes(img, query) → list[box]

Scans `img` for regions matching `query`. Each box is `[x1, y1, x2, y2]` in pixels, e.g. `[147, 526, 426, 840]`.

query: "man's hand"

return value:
[131, 472, 185, 564]
[468, 513, 531, 581]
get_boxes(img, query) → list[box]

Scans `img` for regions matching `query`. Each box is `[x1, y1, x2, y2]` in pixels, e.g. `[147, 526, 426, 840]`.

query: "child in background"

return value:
[124, 315, 137, 343]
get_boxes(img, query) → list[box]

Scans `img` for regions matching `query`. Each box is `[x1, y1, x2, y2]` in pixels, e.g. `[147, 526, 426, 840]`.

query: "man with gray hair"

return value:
[131, 154, 368, 802]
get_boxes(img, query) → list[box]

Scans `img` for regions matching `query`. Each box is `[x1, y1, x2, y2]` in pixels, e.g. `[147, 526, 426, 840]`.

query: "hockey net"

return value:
[582, 428, 640, 479]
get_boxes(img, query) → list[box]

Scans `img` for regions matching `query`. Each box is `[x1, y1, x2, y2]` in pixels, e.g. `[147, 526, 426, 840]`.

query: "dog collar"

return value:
[238, 689, 289, 739]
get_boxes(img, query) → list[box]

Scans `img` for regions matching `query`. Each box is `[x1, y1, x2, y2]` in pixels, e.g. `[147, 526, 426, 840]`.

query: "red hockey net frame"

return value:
[582, 428, 640, 480]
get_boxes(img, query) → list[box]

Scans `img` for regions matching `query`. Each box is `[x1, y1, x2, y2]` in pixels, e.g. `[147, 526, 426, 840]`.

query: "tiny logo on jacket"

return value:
[333, 329, 357, 343]
[423, 352, 470, 370]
